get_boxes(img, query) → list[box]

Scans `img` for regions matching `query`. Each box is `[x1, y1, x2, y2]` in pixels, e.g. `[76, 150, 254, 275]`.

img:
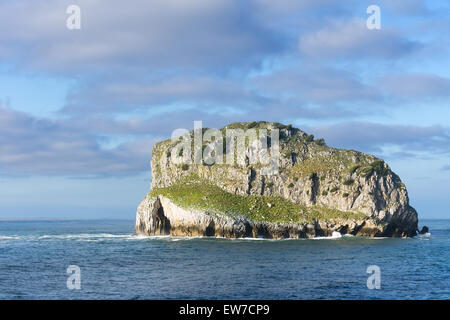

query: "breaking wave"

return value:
[0, 233, 150, 242]
[0, 235, 21, 240]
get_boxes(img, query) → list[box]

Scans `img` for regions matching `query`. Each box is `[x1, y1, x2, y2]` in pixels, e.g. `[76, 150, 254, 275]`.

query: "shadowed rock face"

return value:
[136, 121, 419, 238]
[418, 226, 429, 234]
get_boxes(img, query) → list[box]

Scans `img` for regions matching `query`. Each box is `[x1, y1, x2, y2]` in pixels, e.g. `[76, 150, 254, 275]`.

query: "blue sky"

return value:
[0, 0, 449, 219]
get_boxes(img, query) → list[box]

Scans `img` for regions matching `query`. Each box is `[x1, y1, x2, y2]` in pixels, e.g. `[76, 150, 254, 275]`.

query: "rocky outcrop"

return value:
[418, 226, 429, 235]
[136, 121, 419, 238]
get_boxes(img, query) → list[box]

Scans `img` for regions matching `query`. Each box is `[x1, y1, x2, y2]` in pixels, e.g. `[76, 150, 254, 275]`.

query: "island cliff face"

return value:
[136, 122, 419, 238]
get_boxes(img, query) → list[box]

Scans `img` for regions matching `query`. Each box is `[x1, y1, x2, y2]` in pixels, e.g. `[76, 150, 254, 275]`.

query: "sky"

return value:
[0, 0, 449, 219]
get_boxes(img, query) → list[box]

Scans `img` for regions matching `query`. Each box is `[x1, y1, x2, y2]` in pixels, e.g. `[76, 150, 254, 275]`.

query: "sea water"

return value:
[0, 219, 449, 299]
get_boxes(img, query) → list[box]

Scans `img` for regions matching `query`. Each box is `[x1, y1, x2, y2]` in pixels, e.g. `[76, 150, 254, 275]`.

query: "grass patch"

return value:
[149, 177, 366, 224]
[361, 160, 389, 178]
[349, 164, 361, 175]
[288, 149, 366, 177]
[330, 187, 339, 193]
[305, 134, 314, 143]
[343, 179, 355, 186]
[247, 121, 257, 129]
[315, 138, 326, 146]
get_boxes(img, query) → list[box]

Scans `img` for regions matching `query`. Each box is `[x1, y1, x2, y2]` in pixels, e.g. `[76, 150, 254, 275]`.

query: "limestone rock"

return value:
[136, 121, 419, 238]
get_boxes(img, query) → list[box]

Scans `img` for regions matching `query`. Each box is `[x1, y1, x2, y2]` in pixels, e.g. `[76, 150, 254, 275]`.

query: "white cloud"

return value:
[298, 19, 419, 60]
[0, 106, 158, 177]
[381, 73, 450, 99]
[310, 122, 450, 156]
[0, 0, 280, 73]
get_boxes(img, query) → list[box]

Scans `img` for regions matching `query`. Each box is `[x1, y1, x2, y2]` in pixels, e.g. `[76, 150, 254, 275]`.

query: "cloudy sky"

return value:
[1, 0, 449, 219]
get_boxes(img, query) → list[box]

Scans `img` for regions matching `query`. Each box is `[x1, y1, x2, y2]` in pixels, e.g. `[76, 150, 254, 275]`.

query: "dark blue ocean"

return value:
[0, 219, 448, 300]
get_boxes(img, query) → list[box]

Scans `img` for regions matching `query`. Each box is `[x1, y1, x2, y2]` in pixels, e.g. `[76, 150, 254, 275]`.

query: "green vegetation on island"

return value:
[149, 175, 366, 224]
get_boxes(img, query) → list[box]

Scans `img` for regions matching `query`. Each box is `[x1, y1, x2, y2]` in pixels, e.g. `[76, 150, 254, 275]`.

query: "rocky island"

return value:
[136, 121, 419, 239]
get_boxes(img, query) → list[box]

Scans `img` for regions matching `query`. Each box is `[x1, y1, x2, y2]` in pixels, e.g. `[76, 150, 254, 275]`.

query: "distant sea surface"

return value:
[0, 219, 449, 299]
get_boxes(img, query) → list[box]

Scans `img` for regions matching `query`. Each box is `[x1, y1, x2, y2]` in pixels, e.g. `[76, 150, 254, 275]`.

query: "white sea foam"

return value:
[235, 237, 272, 241]
[39, 233, 128, 239]
[162, 232, 354, 241]
[331, 231, 342, 238]
[0, 232, 395, 242]
[2, 233, 202, 242]
[0, 235, 21, 240]
[417, 232, 431, 240]
[37, 233, 150, 241]
[168, 236, 208, 242]
[312, 231, 342, 240]
[342, 234, 354, 238]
